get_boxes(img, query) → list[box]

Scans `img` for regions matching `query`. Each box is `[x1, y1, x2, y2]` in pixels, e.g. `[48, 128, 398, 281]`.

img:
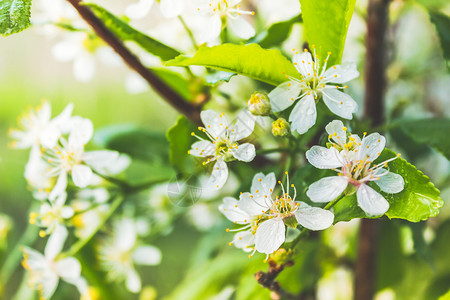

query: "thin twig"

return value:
[66, 0, 202, 124]
[255, 259, 296, 300]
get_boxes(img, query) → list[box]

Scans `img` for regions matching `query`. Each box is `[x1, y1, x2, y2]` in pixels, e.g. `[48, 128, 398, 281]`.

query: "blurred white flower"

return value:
[98, 218, 162, 293]
[194, 0, 256, 42]
[306, 120, 404, 216]
[187, 202, 220, 231]
[22, 226, 87, 300]
[29, 193, 74, 238]
[51, 32, 121, 83]
[125, 0, 184, 20]
[254, 0, 301, 26]
[189, 110, 256, 190]
[9, 100, 73, 150]
[269, 47, 359, 134]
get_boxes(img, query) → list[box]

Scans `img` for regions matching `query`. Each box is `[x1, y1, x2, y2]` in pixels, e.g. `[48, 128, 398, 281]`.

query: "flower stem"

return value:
[178, 16, 198, 49]
[58, 193, 123, 259]
[323, 194, 345, 210]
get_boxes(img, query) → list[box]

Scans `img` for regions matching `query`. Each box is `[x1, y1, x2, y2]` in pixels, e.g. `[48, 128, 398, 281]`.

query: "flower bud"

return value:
[248, 92, 271, 116]
[272, 118, 290, 137]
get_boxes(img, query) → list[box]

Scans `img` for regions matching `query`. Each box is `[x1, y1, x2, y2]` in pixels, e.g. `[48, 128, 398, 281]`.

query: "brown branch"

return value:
[66, 0, 202, 124]
[355, 0, 391, 299]
[255, 259, 295, 300]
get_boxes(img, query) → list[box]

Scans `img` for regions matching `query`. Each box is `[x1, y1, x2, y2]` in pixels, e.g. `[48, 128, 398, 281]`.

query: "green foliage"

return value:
[152, 68, 192, 100]
[166, 116, 197, 174]
[397, 118, 450, 160]
[334, 148, 443, 223]
[299, 0, 356, 66]
[166, 43, 299, 86]
[0, 0, 31, 36]
[83, 3, 180, 61]
[249, 14, 303, 49]
[429, 11, 450, 65]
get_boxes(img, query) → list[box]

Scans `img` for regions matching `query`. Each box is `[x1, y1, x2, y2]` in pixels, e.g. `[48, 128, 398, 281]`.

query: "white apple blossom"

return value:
[40, 117, 127, 201]
[98, 218, 162, 293]
[189, 110, 256, 190]
[29, 193, 74, 238]
[9, 101, 73, 150]
[194, 0, 256, 42]
[22, 226, 87, 300]
[269, 47, 359, 134]
[306, 120, 405, 216]
[125, 0, 184, 19]
[220, 172, 334, 258]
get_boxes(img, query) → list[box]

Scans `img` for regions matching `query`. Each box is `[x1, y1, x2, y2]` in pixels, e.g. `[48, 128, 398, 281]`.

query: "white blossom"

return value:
[98, 218, 162, 293]
[220, 172, 334, 258]
[189, 110, 256, 190]
[22, 226, 87, 300]
[9, 101, 73, 150]
[194, 0, 256, 42]
[269, 47, 359, 134]
[125, 0, 184, 20]
[306, 120, 405, 216]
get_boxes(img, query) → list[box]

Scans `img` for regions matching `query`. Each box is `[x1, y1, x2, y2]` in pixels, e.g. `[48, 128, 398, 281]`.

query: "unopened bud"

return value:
[248, 92, 271, 116]
[272, 118, 290, 137]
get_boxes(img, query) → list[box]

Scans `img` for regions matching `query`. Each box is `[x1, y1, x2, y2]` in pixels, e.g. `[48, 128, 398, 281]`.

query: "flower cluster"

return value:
[11, 101, 162, 298]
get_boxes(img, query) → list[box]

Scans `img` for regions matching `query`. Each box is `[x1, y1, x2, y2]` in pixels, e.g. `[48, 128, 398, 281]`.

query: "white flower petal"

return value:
[71, 165, 93, 188]
[306, 146, 344, 169]
[268, 81, 302, 112]
[126, 268, 142, 293]
[374, 169, 404, 194]
[208, 159, 228, 190]
[40, 126, 60, 149]
[70, 117, 94, 145]
[233, 231, 255, 252]
[49, 171, 68, 202]
[325, 120, 347, 146]
[306, 176, 349, 203]
[200, 110, 228, 139]
[229, 110, 255, 141]
[323, 63, 359, 84]
[115, 219, 137, 251]
[357, 184, 389, 216]
[228, 16, 255, 39]
[160, 0, 183, 18]
[294, 202, 334, 230]
[255, 218, 285, 254]
[232, 143, 255, 162]
[198, 14, 222, 43]
[51, 39, 80, 62]
[219, 196, 250, 224]
[237, 192, 268, 216]
[73, 54, 95, 83]
[125, 0, 154, 20]
[292, 51, 314, 77]
[56, 257, 81, 281]
[358, 133, 386, 162]
[189, 141, 215, 159]
[61, 207, 74, 219]
[132, 245, 162, 266]
[250, 172, 276, 196]
[322, 88, 358, 120]
[45, 225, 68, 260]
[82, 150, 120, 173]
[51, 103, 74, 134]
[289, 94, 317, 134]
[40, 275, 60, 300]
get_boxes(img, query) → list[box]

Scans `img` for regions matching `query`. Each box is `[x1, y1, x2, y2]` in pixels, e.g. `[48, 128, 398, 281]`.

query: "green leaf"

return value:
[249, 14, 303, 49]
[166, 116, 197, 173]
[166, 43, 299, 86]
[299, 0, 356, 66]
[205, 71, 236, 85]
[397, 118, 450, 160]
[0, 0, 32, 36]
[83, 3, 180, 61]
[333, 148, 443, 223]
[429, 11, 450, 65]
[152, 68, 192, 100]
[93, 124, 169, 162]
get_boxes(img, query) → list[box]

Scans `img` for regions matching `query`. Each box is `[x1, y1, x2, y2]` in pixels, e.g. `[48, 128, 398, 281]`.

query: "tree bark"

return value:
[355, 0, 391, 299]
